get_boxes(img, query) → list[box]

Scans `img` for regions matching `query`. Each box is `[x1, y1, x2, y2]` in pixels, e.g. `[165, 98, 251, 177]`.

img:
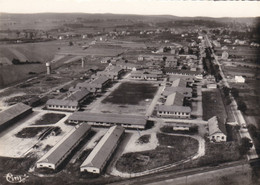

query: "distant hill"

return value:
[0, 13, 258, 31]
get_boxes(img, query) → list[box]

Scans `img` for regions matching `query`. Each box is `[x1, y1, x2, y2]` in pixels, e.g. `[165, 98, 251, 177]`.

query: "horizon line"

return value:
[0, 12, 259, 19]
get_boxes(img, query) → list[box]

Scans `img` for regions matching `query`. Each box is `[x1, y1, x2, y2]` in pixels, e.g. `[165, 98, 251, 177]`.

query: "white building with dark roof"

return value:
[67, 112, 147, 129]
[80, 126, 124, 174]
[157, 105, 191, 118]
[131, 71, 159, 81]
[46, 99, 79, 111]
[208, 116, 227, 142]
[36, 124, 91, 170]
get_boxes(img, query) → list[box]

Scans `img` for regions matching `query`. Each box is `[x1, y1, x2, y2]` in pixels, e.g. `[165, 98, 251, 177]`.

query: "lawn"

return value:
[116, 133, 198, 173]
[34, 113, 66, 125]
[102, 82, 158, 105]
[202, 89, 227, 124]
[198, 142, 241, 166]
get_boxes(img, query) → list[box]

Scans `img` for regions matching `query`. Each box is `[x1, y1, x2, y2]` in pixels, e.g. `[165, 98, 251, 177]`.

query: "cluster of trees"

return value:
[12, 58, 41, 65]
[221, 86, 247, 113]
[239, 137, 253, 156]
[202, 57, 222, 82]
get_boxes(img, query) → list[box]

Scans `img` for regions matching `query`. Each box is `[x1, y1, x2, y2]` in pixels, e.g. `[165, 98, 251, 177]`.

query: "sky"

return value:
[0, 0, 260, 18]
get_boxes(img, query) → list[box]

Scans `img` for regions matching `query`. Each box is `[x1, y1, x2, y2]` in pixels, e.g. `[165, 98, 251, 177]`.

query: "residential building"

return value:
[208, 116, 227, 142]
[80, 126, 124, 174]
[164, 68, 202, 78]
[157, 105, 191, 118]
[46, 99, 79, 111]
[235, 76, 245, 83]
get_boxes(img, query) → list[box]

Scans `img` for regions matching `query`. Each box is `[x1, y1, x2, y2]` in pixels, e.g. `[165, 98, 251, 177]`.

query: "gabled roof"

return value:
[80, 126, 124, 170]
[163, 87, 192, 98]
[0, 103, 31, 126]
[37, 124, 91, 166]
[164, 68, 201, 75]
[68, 112, 147, 126]
[165, 92, 184, 106]
[92, 76, 110, 85]
[208, 116, 227, 136]
[158, 105, 191, 113]
[66, 89, 91, 102]
[46, 99, 78, 107]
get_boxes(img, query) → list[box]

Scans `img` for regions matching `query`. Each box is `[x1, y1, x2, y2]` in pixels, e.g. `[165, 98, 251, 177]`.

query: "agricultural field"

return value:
[116, 133, 198, 173]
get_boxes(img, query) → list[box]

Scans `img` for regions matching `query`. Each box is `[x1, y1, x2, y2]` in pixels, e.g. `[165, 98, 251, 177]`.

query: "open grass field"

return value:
[0, 41, 66, 63]
[202, 89, 227, 124]
[116, 133, 198, 173]
[197, 142, 241, 166]
[102, 82, 158, 105]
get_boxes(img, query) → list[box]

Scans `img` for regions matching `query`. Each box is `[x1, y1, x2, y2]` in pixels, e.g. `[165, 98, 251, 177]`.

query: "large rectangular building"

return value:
[0, 103, 32, 131]
[46, 99, 79, 111]
[36, 124, 91, 170]
[80, 126, 125, 174]
[76, 77, 111, 93]
[67, 112, 147, 129]
[157, 105, 191, 119]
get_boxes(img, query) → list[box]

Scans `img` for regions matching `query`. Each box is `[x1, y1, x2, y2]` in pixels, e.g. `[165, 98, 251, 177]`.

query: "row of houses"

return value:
[67, 112, 147, 129]
[36, 125, 124, 174]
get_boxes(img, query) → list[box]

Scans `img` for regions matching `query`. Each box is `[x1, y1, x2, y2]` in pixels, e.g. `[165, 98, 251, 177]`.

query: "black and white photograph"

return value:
[0, 0, 260, 184]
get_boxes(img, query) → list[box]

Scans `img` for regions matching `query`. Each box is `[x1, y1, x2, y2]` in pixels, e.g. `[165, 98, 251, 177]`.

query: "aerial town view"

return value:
[0, 0, 260, 185]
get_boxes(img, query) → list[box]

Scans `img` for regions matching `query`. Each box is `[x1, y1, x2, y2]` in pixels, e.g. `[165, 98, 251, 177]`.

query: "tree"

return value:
[69, 41, 73, 46]
[237, 100, 247, 113]
[222, 86, 230, 97]
[239, 137, 253, 156]
[231, 88, 239, 99]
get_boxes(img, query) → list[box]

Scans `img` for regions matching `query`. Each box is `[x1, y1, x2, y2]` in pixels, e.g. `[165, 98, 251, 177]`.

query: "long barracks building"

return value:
[36, 124, 91, 170]
[67, 112, 147, 129]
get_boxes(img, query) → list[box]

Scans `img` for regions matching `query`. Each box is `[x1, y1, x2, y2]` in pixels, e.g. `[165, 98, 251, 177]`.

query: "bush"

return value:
[239, 137, 253, 156]
[237, 100, 247, 113]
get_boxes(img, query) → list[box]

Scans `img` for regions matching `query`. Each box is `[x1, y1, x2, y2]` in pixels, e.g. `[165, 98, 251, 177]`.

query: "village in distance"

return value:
[0, 12, 260, 185]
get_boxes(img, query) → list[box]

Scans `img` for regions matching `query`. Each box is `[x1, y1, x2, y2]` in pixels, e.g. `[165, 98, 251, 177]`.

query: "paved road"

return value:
[204, 35, 258, 160]
[108, 160, 250, 185]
